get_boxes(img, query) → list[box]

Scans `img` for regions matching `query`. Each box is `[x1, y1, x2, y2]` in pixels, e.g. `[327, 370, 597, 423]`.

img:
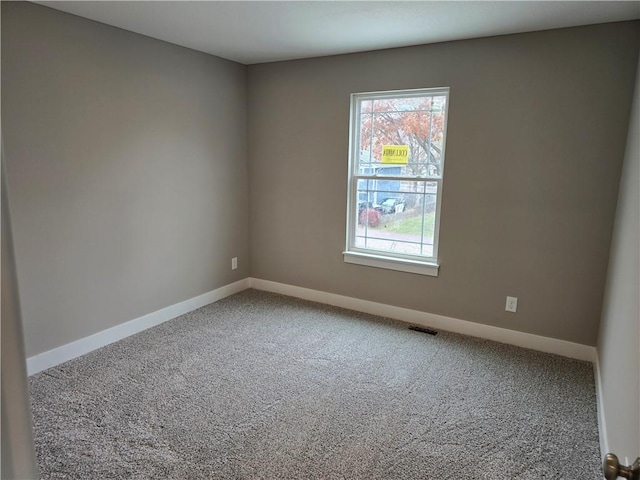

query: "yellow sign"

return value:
[381, 145, 409, 164]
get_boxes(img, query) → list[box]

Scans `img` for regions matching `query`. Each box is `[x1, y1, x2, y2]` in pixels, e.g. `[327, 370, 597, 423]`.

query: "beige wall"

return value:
[248, 22, 639, 346]
[2, 2, 250, 357]
[1, 155, 39, 479]
[597, 57, 639, 460]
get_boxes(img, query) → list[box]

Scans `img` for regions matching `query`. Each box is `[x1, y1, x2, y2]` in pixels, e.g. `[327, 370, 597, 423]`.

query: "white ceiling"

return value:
[36, 1, 640, 65]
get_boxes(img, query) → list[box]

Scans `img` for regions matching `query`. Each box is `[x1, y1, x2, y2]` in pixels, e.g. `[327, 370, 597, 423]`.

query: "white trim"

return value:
[343, 251, 439, 276]
[248, 278, 596, 362]
[594, 350, 610, 458]
[345, 87, 450, 271]
[27, 276, 597, 373]
[26, 279, 250, 376]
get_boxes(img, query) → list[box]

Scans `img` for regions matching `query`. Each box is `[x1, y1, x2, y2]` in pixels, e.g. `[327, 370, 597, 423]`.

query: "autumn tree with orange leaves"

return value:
[359, 96, 446, 177]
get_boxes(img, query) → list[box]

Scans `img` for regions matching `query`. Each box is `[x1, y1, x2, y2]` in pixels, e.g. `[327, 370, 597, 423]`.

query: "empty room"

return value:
[1, 1, 639, 479]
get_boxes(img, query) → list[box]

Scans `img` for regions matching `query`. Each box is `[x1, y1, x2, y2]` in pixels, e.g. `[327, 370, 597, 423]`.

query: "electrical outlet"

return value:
[231, 257, 238, 270]
[505, 296, 518, 313]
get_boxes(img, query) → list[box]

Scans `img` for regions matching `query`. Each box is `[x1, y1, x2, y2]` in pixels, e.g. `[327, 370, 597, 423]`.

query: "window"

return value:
[344, 87, 450, 276]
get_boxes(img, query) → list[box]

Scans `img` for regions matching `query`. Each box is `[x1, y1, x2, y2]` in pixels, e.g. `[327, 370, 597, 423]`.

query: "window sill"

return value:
[343, 251, 439, 277]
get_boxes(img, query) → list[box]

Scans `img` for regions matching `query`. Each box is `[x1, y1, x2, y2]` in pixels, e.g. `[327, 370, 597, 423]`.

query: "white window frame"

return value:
[343, 87, 450, 277]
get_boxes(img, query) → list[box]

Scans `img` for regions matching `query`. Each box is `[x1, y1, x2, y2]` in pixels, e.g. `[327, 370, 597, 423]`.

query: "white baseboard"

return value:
[27, 276, 596, 376]
[27, 279, 251, 376]
[594, 350, 609, 458]
[248, 278, 596, 362]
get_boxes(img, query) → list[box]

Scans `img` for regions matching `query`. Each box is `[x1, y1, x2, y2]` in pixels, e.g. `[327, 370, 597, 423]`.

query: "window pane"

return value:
[420, 182, 438, 254]
[353, 187, 437, 257]
[432, 96, 446, 111]
[356, 236, 423, 256]
[361, 99, 374, 114]
[355, 180, 426, 201]
[372, 96, 431, 113]
[356, 95, 447, 181]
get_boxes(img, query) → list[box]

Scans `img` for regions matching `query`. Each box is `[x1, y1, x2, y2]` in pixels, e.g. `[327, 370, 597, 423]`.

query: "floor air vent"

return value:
[408, 326, 438, 335]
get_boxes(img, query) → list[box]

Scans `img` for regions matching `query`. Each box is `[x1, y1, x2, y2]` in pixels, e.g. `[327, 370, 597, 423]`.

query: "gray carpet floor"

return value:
[29, 289, 602, 479]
